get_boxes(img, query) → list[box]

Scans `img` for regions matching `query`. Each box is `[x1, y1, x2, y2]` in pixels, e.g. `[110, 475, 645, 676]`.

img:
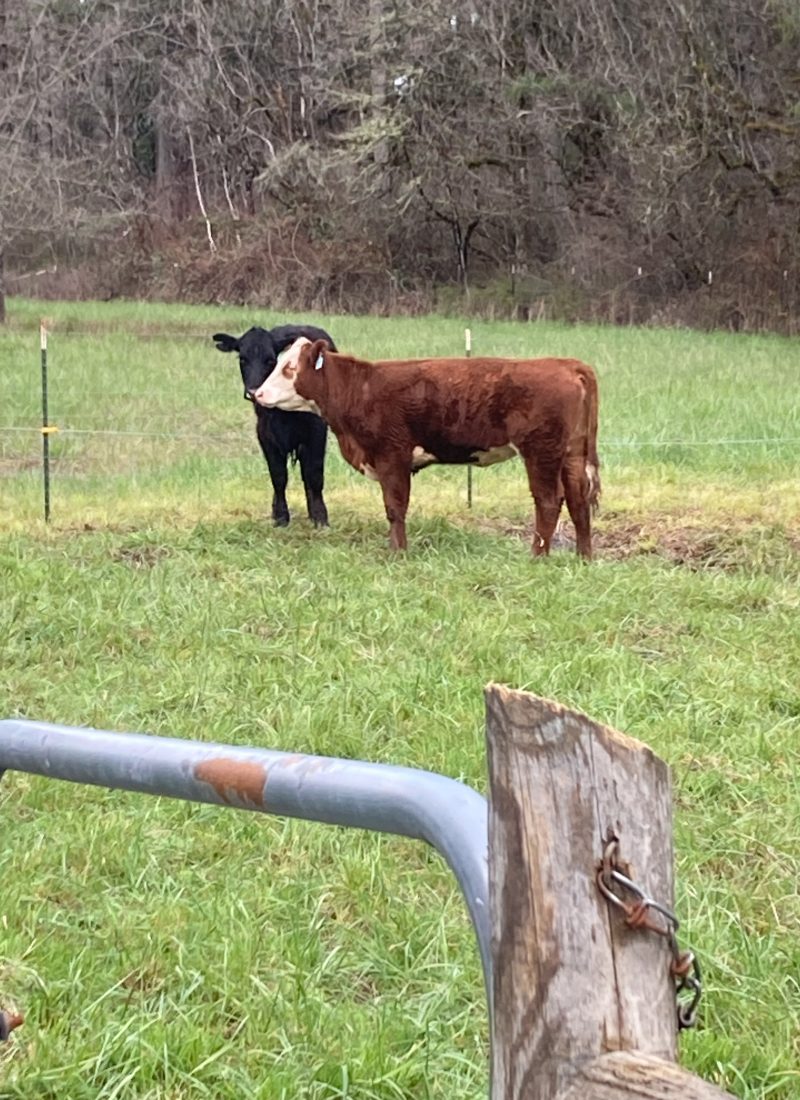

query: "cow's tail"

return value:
[577, 364, 601, 513]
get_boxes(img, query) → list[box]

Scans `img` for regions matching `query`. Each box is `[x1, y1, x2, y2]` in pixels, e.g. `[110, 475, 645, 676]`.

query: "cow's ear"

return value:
[212, 333, 239, 354]
[309, 338, 329, 371]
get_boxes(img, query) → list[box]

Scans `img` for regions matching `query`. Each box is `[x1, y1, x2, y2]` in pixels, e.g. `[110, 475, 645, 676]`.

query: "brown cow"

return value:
[254, 339, 601, 557]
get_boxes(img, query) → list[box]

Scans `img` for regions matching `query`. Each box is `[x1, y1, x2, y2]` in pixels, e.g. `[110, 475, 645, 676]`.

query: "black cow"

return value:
[211, 324, 336, 527]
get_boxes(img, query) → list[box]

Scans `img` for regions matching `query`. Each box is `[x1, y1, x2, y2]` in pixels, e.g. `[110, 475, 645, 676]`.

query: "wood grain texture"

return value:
[555, 1052, 735, 1100]
[486, 685, 680, 1100]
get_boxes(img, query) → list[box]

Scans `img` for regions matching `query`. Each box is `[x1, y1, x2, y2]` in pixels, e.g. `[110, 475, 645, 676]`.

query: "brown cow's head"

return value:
[252, 337, 329, 414]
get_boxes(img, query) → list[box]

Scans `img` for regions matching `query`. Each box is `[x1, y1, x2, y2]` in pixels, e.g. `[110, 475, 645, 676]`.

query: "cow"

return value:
[254, 338, 601, 557]
[211, 324, 336, 527]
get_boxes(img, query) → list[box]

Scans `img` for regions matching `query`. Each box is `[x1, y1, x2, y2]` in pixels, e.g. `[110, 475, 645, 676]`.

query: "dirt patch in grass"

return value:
[479, 512, 800, 572]
[112, 543, 172, 568]
[8, 315, 208, 341]
[0, 457, 40, 476]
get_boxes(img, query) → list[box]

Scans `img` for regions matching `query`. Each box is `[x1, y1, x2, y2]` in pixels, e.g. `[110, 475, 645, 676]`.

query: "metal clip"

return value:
[596, 834, 702, 1031]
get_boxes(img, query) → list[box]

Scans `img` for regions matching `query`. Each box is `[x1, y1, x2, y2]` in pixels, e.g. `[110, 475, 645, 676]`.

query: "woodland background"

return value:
[1, 0, 799, 330]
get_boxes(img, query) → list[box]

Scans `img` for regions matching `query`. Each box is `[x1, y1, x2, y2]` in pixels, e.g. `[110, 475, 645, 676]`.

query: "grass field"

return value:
[1, 297, 799, 1099]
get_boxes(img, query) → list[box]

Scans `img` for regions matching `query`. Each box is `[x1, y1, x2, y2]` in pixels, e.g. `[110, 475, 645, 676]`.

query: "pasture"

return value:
[1, 297, 799, 1099]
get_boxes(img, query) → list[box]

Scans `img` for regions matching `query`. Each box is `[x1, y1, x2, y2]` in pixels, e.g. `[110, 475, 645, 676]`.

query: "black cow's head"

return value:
[212, 327, 279, 401]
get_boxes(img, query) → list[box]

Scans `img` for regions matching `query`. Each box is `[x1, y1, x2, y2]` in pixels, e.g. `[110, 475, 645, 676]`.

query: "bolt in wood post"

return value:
[485, 684, 735, 1100]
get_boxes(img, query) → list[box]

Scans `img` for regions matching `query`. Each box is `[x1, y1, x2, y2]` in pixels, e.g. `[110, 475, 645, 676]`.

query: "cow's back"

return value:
[271, 324, 337, 354]
[358, 355, 592, 449]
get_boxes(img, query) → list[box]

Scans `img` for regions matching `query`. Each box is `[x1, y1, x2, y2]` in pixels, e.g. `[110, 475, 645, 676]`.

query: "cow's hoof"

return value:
[273, 516, 290, 528]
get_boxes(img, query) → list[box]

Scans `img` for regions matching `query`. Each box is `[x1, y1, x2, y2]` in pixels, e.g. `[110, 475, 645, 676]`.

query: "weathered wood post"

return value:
[485, 684, 735, 1100]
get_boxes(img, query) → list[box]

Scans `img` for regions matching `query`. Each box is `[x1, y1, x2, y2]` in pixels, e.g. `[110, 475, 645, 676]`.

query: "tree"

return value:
[1, 0, 798, 329]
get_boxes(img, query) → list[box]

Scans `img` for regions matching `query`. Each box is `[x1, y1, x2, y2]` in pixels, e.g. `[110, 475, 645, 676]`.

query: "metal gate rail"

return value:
[0, 719, 490, 1008]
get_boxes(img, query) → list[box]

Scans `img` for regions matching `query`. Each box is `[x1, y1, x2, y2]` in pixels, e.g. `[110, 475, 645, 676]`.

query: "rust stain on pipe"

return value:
[194, 757, 267, 808]
[0, 1011, 23, 1042]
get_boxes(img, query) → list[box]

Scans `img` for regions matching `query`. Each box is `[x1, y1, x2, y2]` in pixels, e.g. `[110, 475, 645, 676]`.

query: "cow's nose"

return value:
[244, 390, 255, 402]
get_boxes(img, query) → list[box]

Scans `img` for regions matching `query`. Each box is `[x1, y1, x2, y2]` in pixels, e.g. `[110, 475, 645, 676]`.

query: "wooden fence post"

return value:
[485, 684, 735, 1100]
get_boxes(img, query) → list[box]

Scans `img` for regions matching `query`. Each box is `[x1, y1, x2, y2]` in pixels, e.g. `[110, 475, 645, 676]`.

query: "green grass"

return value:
[1, 297, 800, 1098]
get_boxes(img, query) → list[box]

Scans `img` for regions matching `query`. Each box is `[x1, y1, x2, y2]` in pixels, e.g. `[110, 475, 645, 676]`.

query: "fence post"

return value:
[485, 684, 735, 1100]
[40, 320, 52, 523]
[465, 326, 473, 509]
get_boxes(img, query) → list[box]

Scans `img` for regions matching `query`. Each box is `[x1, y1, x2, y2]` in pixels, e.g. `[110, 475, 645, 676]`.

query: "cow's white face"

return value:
[253, 338, 320, 413]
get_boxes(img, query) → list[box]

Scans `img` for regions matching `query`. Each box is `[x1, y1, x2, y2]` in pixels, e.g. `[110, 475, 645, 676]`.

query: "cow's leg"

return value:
[298, 421, 329, 527]
[562, 454, 593, 560]
[256, 417, 291, 526]
[377, 463, 411, 551]
[521, 451, 564, 556]
[263, 443, 291, 526]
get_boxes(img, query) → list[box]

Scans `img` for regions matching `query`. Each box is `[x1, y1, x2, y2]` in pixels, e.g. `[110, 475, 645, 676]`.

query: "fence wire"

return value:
[3, 322, 798, 529]
[2, 424, 800, 448]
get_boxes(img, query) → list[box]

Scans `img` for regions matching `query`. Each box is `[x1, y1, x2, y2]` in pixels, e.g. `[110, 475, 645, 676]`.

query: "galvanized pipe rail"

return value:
[0, 719, 490, 1009]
